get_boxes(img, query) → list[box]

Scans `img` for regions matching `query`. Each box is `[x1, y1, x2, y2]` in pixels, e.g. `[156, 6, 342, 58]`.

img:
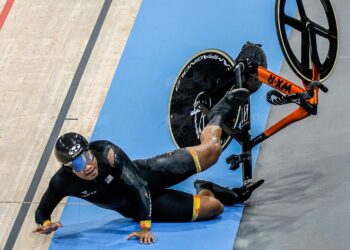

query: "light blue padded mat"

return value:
[50, 0, 295, 249]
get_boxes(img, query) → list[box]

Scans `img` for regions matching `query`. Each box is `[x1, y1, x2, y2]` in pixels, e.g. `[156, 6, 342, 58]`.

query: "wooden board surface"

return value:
[0, 0, 142, 248]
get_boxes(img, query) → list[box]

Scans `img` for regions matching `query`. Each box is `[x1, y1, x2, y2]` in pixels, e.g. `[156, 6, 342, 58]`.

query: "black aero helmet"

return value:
[54, 132, 89, 165]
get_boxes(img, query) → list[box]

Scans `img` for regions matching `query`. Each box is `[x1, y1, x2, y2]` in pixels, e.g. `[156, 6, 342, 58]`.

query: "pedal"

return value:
[226, 152, 251, 170]
[226, 154, 241, 170]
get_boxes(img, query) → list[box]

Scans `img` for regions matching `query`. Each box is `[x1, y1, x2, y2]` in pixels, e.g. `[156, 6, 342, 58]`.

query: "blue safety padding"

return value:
[51, 0, 296, 249]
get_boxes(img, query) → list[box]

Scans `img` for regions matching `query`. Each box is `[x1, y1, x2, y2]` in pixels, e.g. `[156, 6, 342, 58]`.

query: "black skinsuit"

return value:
[35, 140, 197, 225]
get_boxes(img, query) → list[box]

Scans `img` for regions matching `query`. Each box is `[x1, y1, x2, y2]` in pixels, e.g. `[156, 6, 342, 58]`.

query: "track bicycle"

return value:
[168, 0, 338, 183]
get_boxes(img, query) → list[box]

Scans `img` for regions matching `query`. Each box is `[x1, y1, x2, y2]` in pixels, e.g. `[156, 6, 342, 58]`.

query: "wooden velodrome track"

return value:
[0, 0, 142, 249]
[1, 0, 348, 249]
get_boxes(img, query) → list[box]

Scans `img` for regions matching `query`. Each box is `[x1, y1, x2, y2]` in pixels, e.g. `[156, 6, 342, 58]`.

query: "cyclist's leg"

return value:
[186, 125, 222, 172]
[132, 89, 249, 189]
[151, 189, 223, 222]
[187, 88, 249, 172]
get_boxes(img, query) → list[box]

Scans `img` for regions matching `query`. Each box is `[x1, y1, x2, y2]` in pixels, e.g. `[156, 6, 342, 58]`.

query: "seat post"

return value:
[240, 98, 253, 184]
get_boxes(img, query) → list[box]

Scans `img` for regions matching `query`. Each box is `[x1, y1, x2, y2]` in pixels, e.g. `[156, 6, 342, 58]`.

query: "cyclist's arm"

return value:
[35, 178, 64, 226]
[122, 170, 154, 244]
[107, 145, 155, 243]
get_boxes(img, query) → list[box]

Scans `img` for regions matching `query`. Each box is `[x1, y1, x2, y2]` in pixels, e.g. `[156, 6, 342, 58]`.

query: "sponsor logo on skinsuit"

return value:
[81, 190, 97, 198]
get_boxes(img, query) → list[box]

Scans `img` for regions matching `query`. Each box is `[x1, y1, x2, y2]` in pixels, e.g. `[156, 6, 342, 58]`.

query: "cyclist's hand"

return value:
[127, 229, 155, 244]
[33, 221, 62, 235]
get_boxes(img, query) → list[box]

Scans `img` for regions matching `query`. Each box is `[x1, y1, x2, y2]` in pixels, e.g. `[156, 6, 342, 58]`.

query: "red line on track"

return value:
[0, 0, 14, 30]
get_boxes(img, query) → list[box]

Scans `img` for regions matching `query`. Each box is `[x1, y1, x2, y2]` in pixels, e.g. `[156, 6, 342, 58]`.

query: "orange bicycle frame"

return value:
[249, 65, 320, 147]
[237, 63, 321, 181]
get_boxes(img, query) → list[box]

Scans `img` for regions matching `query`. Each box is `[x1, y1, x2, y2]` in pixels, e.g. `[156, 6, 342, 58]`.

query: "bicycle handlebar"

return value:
[266, 81, 328, 106]
[266, 90, 293, 105]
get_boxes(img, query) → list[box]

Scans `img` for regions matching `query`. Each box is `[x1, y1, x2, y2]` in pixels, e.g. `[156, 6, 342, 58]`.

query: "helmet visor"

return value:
[71, 150, 94, 172]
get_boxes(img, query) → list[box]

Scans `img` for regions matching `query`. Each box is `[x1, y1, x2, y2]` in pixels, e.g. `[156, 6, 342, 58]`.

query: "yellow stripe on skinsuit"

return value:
[140, 220, 152, 230]
[192, 195, 201, 221]
[188, 147, 201, 173]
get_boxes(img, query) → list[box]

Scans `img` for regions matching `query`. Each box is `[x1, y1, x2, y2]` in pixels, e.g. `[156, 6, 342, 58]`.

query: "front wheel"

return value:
[275, 0, 338, 82]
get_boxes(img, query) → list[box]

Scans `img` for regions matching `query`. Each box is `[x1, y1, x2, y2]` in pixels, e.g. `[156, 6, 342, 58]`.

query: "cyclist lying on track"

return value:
[33, 88, 264, 244]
